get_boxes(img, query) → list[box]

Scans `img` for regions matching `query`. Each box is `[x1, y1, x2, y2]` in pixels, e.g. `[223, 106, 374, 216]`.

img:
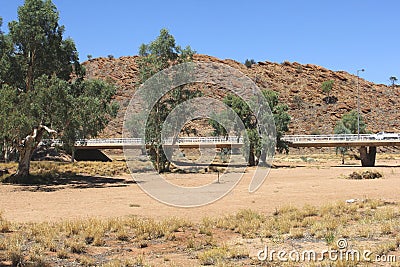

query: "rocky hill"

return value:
[83, 55, 400, 138]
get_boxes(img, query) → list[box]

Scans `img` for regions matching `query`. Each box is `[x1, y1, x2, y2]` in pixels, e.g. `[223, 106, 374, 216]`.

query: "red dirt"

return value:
[1, 157, 399, 223]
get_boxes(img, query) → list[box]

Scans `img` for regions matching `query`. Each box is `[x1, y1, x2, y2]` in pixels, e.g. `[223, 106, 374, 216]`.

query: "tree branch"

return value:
[39, 125, 57, 135]
[19, 125, 57, 151]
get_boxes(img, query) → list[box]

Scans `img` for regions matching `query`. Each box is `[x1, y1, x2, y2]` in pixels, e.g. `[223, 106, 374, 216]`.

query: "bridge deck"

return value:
[283, 134, 400, 148]
[76, 143, 243, 150]
[286, 140, 400, 148]
[41, 134, 400, 150]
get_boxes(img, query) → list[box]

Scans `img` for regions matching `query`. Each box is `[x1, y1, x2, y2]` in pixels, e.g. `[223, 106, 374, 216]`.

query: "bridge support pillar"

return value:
[359, 146, 376, 167]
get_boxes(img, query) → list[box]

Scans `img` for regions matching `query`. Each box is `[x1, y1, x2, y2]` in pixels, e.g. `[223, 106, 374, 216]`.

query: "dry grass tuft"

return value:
[0, 212, 11, 233]
[197, 244, 248, 265]
[0, 199, 399, 266]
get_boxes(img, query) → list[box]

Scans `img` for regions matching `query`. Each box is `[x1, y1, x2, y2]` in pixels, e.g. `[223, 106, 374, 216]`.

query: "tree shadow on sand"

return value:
[2, 174, 137, 192]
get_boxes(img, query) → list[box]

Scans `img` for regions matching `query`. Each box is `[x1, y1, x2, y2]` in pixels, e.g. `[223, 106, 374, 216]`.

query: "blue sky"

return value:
[1, 0, 399, 85]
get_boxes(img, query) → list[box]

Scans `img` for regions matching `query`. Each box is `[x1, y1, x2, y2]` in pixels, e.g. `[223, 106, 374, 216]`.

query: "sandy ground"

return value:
[1, 156, 400, 223]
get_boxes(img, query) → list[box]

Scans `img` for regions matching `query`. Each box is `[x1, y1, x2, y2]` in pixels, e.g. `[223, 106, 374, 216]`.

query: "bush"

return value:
[244, 59, 255, 68]
[321, 80, 335, 104]
[346, 170, 382, 180]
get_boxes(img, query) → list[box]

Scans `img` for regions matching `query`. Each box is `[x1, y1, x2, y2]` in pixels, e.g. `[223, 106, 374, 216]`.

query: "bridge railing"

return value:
[42, 134, 400, 147]
[75, 138, 144, 145]
[174, 136, 243, 144]
[282, 134, 375, 143]
[42, 136, 244, 146]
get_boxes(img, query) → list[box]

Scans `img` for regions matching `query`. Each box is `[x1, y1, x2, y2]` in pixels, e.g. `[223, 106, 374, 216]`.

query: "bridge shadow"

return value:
[5, 174, 136, 192]
[172, 160, 247, 168]
[271, 164, 309, 169]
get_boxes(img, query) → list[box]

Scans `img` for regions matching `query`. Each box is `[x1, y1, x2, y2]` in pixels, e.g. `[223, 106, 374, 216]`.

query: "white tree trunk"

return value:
[3, 140, 10, 163]
[4, 149, 9, 163]
[15, 125, 56, 177]
[15, 143, 34, 177]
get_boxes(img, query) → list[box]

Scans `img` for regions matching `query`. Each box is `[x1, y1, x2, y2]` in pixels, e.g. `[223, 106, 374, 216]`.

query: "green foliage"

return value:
[223, 94, 254, 129]
[389, 76, 398, 88]
[0, 0, 118, 175]
[135, 28, 198, 172]
[215, 93, 259, 165]
[334, 120, 351, 163]
[341, 110, 366, 134]
[263, 90, 290, 153]
[244, 59, 256, 68]
[321, 80, 334, 103]
[0, 18, 14, 86]
[334, 110, 367, 164]
[138, 28, 195, 82]
[61, 79, 119, 151]
[208, 119, 228, 137]
[6, 0, 83, 90]
[321, 80, 334, 94]
[211, 90, 290, 166]
[334, 121, 351, 135]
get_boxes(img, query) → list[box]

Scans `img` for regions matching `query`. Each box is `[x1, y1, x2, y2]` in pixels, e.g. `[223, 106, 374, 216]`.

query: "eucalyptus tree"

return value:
[390, 76, 398, 88]
[211, 90, 290, 166]
[135, 28, 198, 172]
[0, 0, 118, 178]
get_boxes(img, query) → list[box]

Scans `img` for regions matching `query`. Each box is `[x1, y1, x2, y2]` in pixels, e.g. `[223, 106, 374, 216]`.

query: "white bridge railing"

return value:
[42, 136, 244, 146]
[75, 138, 143, 145]
[41, 134, 400, 147]
[172, 136, 243, 144]
[282, 134, 400, 142]
[282, 134, 375, 142]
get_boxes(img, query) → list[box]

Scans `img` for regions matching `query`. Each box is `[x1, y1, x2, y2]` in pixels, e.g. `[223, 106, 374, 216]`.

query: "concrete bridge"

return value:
[65, 134, 400, 149]
[43, 134, 400, 166]
[282, 134, 400, 166]
[282, 134, 400, 148]
[71, 136, 244, 149]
